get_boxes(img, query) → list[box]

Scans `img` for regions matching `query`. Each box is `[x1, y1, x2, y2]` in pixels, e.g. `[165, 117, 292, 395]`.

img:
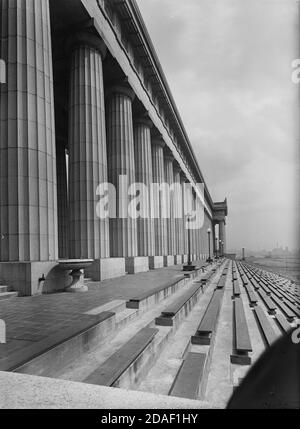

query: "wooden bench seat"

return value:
[275, 313, 292, 333]
[282, 299, 300, 318]
[155, 282, 201, 326]
[258, 289, 277, 314]
[192, 289, 224, 345]
[233, 280, 241, 296]
[217, 275, 226, 289]
[270, 295, 295, 321]
[84, 327, 158, 386]
[126, 275, 186, 309]
[245, 284, 258, 307]
[169, 352, 206, 400]
[253, 306, 277, 347]
[250, 278, 260, 290]
[231, 297, 252, 364]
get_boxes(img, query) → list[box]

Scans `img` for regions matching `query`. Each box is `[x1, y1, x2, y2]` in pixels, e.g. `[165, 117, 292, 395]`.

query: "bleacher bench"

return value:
[84, 327, 158, 386]
[169, 352, 206, 400]
[155, 283, 201, 326]
[231, 297, 252, 365]
[191, 289, 224, 345]
[253, 306, 277, 347]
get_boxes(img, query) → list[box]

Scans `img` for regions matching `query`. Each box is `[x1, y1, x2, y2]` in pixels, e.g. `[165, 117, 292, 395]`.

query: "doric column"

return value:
[67, 32, 109, 260]
[219, 219, 226, 254]
[173, 164, 184, 258]
[181, 174, 189, 257]
[106, 84, 137, 257]
[0, 0, 58, 261]
[56, 138, 69, 259]
[151, 138, 168, 256]
[164, 150, 176, 256]
[134, 116, 155, 257]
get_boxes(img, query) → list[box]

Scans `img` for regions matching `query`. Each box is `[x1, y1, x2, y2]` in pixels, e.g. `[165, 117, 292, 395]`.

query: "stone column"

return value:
[173, 164, 184, 263]
[181, 174, 189, 262]
[56, 138, 69, 259]
[151, 137, 167, 268]
[67, 32, 110, 272]
[219, 220, 226, 255]
[0, 0, 58, 295]
[164, 150, 176, 266]
[107, 83, 140, 273]
[133, 116, 155, 257]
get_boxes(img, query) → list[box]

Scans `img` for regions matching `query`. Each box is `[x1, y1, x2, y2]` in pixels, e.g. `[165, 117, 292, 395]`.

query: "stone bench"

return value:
[169, 352, 207, 400]
[84, 327, 158, 387]
[253, 306, 277, 347]
[155, 282, 202, 327]
[191, 289, 224, 345]
[217, 275, 226, 289]
[231, 297, 252, 365]
[258, 289, 277, 315]
[126, 275, 186, 309]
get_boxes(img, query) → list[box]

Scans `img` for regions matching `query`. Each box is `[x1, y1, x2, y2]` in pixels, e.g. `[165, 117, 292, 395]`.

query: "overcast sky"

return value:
[136, 0, 299, 252]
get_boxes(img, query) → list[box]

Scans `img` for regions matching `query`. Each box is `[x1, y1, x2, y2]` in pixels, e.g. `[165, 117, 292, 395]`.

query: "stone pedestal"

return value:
[85, 258, 126, 281]
[149, 256, 164, 270]
[164, 256, 175, 267]
[125, 257, 149, 274]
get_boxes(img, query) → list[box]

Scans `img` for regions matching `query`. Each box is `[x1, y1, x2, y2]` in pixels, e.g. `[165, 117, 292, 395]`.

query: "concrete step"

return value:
[0, 285, 8, 293]
[0, 291, 18, 300]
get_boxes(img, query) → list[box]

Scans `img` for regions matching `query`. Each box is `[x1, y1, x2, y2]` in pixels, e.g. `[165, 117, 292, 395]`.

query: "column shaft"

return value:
[56, 139, 68, 258]
[173, 167, 184, 255]
[0, 0, 58, 261]
[164, 153, 176, 256]
[134, 119, 155, 256]
[68, 39, 109, 259]
[107, 86, 137, 257]
[151, 139, 167, 256]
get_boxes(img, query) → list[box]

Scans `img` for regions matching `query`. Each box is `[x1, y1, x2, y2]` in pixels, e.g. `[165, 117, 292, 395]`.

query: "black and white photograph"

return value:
[0, 0, 299, 416]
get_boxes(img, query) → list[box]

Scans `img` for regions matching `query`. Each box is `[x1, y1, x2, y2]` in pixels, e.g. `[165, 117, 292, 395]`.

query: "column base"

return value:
[174, 255, 183, 265]
[182, 255, 188, 263]
[125, 257, 149, 274]
[149, 256, 164, 270]
[85, 258, 126, 281]
[163, 255, 175, 267]
[0, 261, 59, 296]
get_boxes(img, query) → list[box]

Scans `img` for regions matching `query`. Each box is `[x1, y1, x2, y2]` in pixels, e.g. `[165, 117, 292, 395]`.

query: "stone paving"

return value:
[0, 262, 205, 366]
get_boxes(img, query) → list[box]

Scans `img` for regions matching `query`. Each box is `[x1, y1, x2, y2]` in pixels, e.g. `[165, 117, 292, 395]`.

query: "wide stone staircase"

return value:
[2, 258, 298, 408]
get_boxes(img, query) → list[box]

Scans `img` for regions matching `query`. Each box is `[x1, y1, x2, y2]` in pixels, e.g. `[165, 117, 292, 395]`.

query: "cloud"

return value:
[136, 0, 299, 250]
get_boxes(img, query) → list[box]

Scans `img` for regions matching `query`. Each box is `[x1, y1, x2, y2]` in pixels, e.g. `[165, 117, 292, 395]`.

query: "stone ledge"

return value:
[0, 371, 213, 409]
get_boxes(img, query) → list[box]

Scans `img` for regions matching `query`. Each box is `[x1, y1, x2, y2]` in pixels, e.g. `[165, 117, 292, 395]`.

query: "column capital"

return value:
[65, 31, 107, 59]
[173, 162, 182, 175]
[106, 81, 135, 101]
[134, 114, 153, 129]
[152, 136, 165, 149]
[164, 149, 174, 163]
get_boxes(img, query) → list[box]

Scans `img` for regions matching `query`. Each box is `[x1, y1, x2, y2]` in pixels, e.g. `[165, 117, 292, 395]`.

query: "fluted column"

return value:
[164, 151, 176, 257]
[134, 117, 155, 257]
[173, 164, 184, 259]
[0, 0, 58, 261]
[106, 84, 137, 257]
[219, 220, 226, 255]
[68, 32, 109, 259]
[56, 138, 69, 258]
[181, 174, 189, 259]
[151, 138, 168, 256]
